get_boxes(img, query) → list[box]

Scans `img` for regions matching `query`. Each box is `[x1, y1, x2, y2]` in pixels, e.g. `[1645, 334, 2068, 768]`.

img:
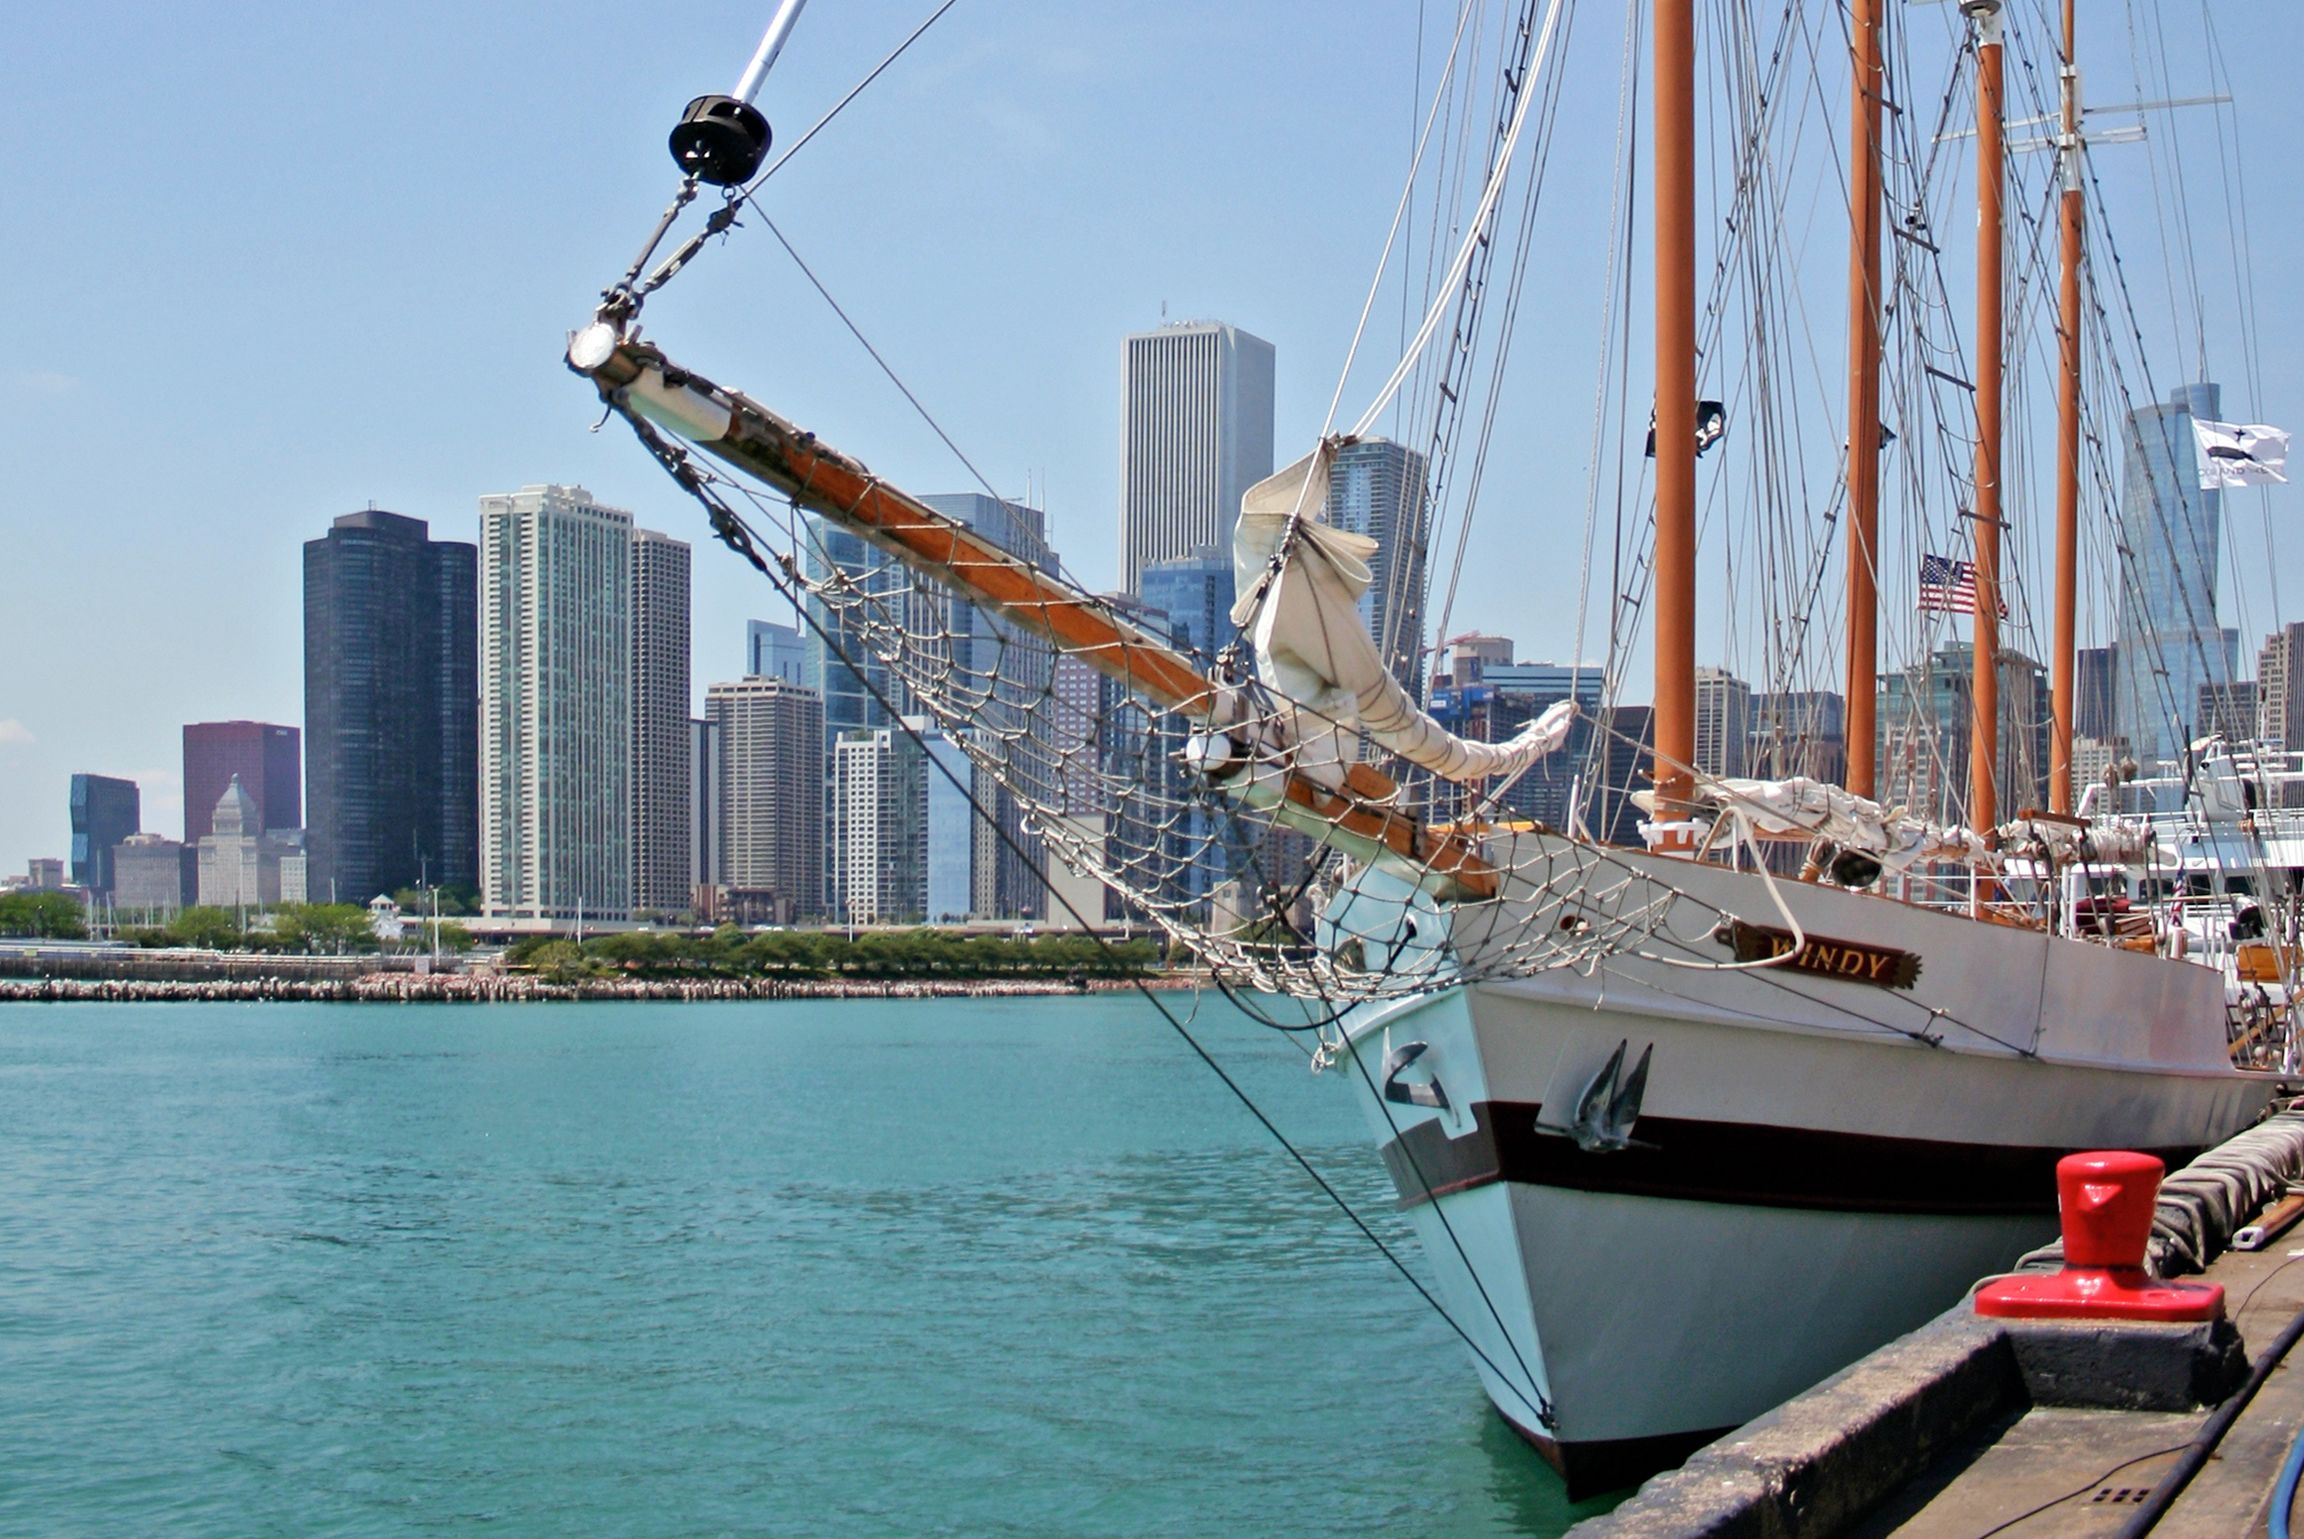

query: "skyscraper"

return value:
[2259, 624, 2304, 753]
[1325, 438, 1432, 690]
[920, 493, 1055, 919]
[830, 715, 976, 925]
[746, 619, 806, 683]
[2198, 679, 2258, 743]
[1693, 667, 1753, 780]
[183, 722, 301, 844]
[707, 676, 825, 922]
[479, 484, 632, 922]
[1749, 690, 1847, 785]
[2113, 382, 2229, 777]
[802, 518, 942, 917]
[803, 523, 935, 744]
[1594, 704, 1658, 846]
[1878, 642, 2051, 827]
[801, 494, 1055, 918]
[1120, 320, 1275, 592]
[922, 728, 977, 923]
[1139, 547, 1237, 662]
[1471, 663, 1606, 828]
[631, 528, 693, 917]
[303, 509, 478, 905]
[690, 716, 723, 896]
[68, 773, 138, 898]
[833, 723, 925, 925]
[2075, 645, 2118, 744]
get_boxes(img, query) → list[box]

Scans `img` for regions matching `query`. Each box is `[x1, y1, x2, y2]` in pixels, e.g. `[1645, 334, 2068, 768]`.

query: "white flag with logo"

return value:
[2193, 418, 2291, 489]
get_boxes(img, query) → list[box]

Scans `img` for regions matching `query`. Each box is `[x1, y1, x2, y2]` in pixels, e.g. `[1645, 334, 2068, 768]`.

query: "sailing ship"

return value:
[570, 0, 2290, 1497]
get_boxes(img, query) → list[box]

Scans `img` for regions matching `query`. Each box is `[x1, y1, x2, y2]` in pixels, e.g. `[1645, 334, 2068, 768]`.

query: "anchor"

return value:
[1535, 1039, 1657, 1152]
[1381, 1039, 1450, 1112]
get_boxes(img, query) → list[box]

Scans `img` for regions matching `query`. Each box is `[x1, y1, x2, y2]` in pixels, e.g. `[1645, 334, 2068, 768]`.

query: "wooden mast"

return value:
[2049, 0, 2083, 813]
[1653, 0, 1698, 827]
[1843, 0, 1886, 800]
[1969, 0, 2006, 833]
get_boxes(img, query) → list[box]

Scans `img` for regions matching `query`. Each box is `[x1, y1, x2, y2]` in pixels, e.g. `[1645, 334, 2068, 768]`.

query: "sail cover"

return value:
[1693, 776, 1990, 870]
[1230, 440, 1572, 785]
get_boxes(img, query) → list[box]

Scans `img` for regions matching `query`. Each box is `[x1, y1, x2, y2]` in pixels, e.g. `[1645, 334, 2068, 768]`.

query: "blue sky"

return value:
[1, 0, 2296, 871]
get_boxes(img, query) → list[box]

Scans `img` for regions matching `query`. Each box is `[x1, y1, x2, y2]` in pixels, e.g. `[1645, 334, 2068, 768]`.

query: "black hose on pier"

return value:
[2111, 1300, 2304, 1538]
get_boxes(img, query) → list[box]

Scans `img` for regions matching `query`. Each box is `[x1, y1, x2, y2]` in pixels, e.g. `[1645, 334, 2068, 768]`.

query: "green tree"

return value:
[0, 891, 87, 939]
[392, 885, 481, 917]
[420, 919, 475, 954]
[270, 903, 378, 953]
[527, 939, 588, 983]
[504, 933, 557, 967]
[165, 906, 240, 950]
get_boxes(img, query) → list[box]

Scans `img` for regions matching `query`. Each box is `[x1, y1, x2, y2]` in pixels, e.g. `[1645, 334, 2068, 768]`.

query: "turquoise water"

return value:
[0, 997, 1609, 1537]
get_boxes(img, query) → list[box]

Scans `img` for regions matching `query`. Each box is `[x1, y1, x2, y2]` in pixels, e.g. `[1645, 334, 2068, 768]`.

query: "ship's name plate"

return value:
[1717, 920, 1922, 990]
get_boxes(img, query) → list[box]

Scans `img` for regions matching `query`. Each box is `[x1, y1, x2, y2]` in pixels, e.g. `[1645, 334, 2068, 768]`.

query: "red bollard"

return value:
[1974, 1151, 2225, 1322]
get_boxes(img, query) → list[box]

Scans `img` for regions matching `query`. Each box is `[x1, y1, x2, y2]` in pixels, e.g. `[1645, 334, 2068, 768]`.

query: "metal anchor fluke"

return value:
[1536, 1039, 1657, 1152]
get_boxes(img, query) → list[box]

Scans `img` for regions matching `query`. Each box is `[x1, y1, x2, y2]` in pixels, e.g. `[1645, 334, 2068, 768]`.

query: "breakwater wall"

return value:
[0, 971, 1194, 1004]
[0, 950, 434, 983]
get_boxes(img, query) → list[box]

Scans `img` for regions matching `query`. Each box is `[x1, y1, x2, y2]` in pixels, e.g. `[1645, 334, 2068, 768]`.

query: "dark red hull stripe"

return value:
[1379, 1100, 2202, 1216]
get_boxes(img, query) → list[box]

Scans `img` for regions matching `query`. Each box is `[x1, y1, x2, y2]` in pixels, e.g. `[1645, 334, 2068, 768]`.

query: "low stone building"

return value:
[111, 833, 192, 918]
[196, 777, 308, 910]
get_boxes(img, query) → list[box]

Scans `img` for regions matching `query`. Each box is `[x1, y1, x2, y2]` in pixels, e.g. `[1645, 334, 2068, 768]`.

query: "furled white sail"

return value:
[1995, 814, 2158, 866]
[1692, 775, 1990, 870]
[1230, 440, 1572, 787]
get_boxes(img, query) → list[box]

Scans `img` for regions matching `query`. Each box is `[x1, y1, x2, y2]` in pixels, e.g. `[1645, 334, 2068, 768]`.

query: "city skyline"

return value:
[4, 4, 2299, 874]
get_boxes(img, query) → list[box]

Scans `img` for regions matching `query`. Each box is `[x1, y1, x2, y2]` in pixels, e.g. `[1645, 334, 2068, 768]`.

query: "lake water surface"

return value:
[0, 997, 1612, 1536]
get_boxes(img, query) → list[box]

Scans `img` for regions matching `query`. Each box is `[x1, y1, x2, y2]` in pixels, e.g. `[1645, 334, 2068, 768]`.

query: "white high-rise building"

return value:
[708, 676, 825, 921]
[833, 724, 920, 925]
[1120, 320, 1275, 592]
[631, 527, 692, 917]
[1694, 666, 1753, 780]
[480, 483, 633, 921]
[831, 716, 979, 925]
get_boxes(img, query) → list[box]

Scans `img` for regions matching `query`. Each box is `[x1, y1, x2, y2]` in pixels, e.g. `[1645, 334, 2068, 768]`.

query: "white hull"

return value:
[1327, 836, 2275, 1494]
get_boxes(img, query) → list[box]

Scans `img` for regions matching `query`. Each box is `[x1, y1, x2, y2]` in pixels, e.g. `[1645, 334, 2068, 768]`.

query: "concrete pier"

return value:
[1569, 1115, 2304, 1539]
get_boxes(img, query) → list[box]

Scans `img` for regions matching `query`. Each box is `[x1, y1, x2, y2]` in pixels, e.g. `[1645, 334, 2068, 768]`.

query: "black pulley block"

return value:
[668, 95, 772, 185]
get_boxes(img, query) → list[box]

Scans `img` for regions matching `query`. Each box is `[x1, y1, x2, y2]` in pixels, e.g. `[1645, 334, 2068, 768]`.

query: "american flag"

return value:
[1917, 554, 2009, 617]
[1918, 553, 1978, 614]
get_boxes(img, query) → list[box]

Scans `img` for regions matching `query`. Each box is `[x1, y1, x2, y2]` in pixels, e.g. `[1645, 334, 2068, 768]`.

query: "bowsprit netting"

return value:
[615, 400, 1702, 1002]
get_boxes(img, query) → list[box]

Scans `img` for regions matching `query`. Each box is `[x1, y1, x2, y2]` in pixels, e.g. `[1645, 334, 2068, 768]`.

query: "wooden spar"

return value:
[1970, 2, 2006, 834]
[1843, 0, 1885, 801]
[1652, 0, 1698, 823]
[574, 336, 1498, 899]
[2050, 0, 2083, 814]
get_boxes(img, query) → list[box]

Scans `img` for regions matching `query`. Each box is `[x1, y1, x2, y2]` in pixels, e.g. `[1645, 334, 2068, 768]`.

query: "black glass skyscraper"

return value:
[68, 773, 139, 898]
[304, 510, 478, 902]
